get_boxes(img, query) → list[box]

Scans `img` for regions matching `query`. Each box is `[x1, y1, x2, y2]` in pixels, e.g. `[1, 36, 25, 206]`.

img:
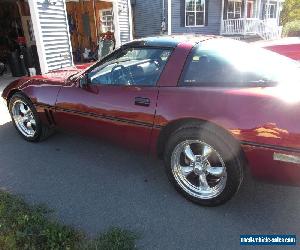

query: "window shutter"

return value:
[223, 0, 228, 20]
[180, 0, 185, 27]
[205, 0, 209, 26]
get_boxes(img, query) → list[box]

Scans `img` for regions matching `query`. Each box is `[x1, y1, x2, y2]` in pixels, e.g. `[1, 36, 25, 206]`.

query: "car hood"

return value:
[37, 63, 94, 81]
[2, 63, 94, 100]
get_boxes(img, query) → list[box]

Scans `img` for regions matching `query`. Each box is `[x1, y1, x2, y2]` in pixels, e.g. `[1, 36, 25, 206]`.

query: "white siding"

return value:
[29, 0, 73, 73]
[118, 0, 132, 44]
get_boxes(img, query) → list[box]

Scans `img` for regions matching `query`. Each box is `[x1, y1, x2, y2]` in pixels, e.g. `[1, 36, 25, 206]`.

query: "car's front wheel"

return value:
[164, 125, 244, 206]
[9, 93, 52, 142]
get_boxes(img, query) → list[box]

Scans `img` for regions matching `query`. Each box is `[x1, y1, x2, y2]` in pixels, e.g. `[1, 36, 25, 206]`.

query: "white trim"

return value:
[185, 0, 205, 27]
[168, 0, 171, 35]
[28, 0, 48, 73]
[127, 0, 133, 40]
[276, 0, 281, 25]
[62, 0, 74, 67]
[220, 0, 224, 34]
[226, 0, 242, 19]
[113, 0, 121, 47]
[243, 0, 247, 35]
[257, 0, 261, 18]
[100, 8, 114, 32]
[265, 2, 277, 19]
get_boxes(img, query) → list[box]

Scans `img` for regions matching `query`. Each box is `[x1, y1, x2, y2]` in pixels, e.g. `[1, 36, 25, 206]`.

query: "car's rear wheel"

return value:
[9, 93, 52, 142]
[164, 125, 244, 206]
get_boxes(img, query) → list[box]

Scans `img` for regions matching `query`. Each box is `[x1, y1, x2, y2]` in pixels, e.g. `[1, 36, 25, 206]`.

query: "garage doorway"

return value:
[0, 0, 40, 77]
[66, 0, 117, 64]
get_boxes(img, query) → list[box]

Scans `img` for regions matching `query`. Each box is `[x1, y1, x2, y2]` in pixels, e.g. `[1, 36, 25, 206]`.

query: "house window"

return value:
[100, 9, 114, 32]
[185, 0, 205, 27]
[265, 3, 276, 19]
[227, 0, 242, 19]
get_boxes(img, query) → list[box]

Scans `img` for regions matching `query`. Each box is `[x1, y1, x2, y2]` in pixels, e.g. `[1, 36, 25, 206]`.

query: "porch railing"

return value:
[221, 18, 282, 40]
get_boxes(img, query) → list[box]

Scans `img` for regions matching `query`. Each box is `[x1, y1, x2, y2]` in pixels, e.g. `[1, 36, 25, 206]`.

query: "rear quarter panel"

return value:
[152, 86, 300, 185]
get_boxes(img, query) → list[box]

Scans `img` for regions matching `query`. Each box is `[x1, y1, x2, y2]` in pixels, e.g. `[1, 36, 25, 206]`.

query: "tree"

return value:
[281, 0, 300, 25]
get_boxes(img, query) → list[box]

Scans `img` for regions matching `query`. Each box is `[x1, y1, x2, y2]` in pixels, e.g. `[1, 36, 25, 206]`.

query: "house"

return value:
[131, 0, 284, 40]
[1, 0, 133, 74]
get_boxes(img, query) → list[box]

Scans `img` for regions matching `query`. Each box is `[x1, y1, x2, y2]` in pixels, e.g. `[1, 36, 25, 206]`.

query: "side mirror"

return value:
[79, 74, 89, 88]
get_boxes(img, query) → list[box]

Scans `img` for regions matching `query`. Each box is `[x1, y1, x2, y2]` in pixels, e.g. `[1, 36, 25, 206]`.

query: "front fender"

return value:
[2, 77, 63, 107]
[1, 77, 31, 102]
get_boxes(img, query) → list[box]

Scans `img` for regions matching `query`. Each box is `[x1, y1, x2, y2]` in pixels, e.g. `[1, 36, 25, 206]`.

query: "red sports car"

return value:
[2, 36, 300, 206]
[257, 37, 300, 61]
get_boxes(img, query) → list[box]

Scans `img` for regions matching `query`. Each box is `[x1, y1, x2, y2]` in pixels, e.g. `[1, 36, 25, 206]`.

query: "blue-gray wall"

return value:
[132, 0, 222, 38]
[132, 0, 166, 38]
[171, 0, 222, 35]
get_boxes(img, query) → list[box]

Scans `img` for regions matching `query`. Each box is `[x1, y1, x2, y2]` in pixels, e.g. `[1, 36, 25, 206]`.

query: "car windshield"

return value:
[196, 39, 300, 85]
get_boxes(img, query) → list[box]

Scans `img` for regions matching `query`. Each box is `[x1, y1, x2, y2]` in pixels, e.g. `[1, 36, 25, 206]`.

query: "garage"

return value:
[0, 0, 40, 77]
[0, 0, 133, 76]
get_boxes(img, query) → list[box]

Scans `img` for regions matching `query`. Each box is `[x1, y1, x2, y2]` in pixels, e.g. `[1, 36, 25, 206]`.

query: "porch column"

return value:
[243, 0, 248, 35]
[257, 0, 261, 18]
[220, 0, 224, 34]
[276, 0, 280, 25]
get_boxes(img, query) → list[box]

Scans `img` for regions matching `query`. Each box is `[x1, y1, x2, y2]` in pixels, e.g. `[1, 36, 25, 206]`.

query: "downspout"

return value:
[162, 0, 165, 19]
[161, 0, 166, 33]
[128, 0, 134, 40]
[168, 0, 171, 35]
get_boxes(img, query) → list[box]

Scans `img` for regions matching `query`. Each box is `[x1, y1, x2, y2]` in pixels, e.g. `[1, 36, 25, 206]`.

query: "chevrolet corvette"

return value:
[2, 36, 300, 206]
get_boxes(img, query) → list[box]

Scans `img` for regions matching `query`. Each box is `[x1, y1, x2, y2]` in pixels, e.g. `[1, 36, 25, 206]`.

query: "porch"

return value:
[220, 0, 284, 40]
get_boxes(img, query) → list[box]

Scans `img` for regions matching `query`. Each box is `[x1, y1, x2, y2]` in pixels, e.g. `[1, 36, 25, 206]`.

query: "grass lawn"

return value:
[0, 190, 137, 250]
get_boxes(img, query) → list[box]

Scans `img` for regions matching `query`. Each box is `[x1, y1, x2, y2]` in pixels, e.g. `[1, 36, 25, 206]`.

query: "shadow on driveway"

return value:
[0, 121, 299, 250]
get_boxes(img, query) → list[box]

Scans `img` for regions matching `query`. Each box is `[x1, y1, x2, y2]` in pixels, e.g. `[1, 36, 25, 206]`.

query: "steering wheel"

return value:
[110, 64, 133, 85]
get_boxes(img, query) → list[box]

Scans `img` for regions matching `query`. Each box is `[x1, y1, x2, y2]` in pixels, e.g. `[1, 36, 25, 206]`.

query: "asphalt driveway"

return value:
[0, 75, 299, 249]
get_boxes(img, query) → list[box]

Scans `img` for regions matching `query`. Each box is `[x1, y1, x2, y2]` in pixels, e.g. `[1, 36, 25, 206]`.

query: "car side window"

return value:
[180, 43, 284, 87]
[88, 47, 172, 86]
[180, 47, 245, 86]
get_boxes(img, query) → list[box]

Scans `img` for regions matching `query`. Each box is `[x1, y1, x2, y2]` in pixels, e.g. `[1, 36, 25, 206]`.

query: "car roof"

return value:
[122, 34, 219, 48]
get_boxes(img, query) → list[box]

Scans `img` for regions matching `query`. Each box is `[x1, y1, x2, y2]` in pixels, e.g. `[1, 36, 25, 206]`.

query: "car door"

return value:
[55, 46, 172, 152]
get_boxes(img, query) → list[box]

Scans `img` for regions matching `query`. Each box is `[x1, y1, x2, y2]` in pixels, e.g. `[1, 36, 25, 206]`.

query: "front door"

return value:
[247, 1, 254, 18]
[55, 46, 172, 152]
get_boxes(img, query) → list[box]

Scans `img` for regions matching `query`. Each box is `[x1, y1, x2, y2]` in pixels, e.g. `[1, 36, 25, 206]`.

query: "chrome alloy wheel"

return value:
[171, 140, 227, 199]
[11, 100, 36, 138]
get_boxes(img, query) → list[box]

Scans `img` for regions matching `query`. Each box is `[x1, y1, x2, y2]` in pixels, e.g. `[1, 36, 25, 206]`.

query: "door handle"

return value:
[134, 97, 150, 107]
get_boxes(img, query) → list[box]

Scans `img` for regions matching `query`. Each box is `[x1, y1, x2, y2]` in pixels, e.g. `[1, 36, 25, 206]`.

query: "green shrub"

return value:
[0, 191, 82, 250]
[0, 191, 137, 250]
[282, 20, 300, 37]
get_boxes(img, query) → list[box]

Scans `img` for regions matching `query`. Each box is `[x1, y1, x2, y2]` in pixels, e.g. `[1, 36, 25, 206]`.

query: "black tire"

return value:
[9, 93, 53, 142]
[164, 124, 245, 206]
